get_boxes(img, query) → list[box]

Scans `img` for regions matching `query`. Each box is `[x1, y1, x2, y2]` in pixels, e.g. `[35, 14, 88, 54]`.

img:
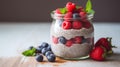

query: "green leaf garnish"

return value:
[86, 0, 95, 14]
[22, 47, 36, 56]
[59, 7, 67, 14]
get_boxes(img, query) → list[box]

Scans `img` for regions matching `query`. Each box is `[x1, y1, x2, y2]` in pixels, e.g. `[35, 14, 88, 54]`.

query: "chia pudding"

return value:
[50, 2, 94, 59]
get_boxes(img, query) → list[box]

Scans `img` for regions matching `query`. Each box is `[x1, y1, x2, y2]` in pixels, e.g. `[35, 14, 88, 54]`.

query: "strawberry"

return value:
[55, 8, 61, 14]
[64, 12, 73, 21]
[66, 2, 76, 12]
[73, 36, 82, 44]
[66, 39, 73, 47]
[83, 21, 92, 29]
[95, 38, 111, 51]
[72, 21, 83, 29]
[52, 36, 58, 44]
[90, 46, 107, 61]
[62, 21, 72, 30]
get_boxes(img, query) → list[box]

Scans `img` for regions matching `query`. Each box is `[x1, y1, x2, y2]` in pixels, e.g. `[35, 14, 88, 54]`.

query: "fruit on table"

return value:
[35, 54, 43, 62]
[46, 54, 56, 62]
[90, 46, 107, 61]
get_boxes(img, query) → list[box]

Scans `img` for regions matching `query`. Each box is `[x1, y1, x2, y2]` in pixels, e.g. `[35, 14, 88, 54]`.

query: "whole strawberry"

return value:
[95, 38, 110, 51]
[90, 46, 107, 61]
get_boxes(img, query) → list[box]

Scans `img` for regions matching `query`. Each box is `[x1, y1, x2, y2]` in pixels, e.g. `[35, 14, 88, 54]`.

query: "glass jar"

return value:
[50, 12, 94, 60]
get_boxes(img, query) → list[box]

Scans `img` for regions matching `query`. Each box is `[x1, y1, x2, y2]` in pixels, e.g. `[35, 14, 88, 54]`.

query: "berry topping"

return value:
[90, 46, 107, 61]
[35, 54, 43, 62]
[73, 36, 82, 44]
[79, 11, 87, 19]
[66, 39, 73, 47]
[52, 36, 58, 44]
[55, 8, 61, 14]
[58, 36, 67, 44]
[73, 13, 80, 19]
[64, 12, 73, 20]
[47, 54, 56, 62]
[72, 21, 83, 29]
[66, 2, 76, 12]
[62, 21, 72, 30]
[83, 21, 91, 29]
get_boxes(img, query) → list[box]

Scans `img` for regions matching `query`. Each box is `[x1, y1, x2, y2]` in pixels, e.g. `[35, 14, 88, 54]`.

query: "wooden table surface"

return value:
[0, 22, 120, 67]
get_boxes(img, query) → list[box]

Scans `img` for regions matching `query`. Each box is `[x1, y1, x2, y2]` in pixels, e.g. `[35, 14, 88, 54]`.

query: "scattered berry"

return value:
[35, 54, 43, 62]
[36, 47, 43, 53]
[47, 54, 56, 62]
[62, 21, 72, 30]
[41, 42, 49, 48]
[66, 39, 73, 47]
[72, 21, 83, 29]
[46, 45, 51, 51]
[66, 2, 76, 12]
[52, 36, 58, 44]
[41, 48, 48, 55]
[45, 51, 53, 57]
[90, 46, 107, 61]
[58, 36, 67, 44]
[95, 38, 111, 51]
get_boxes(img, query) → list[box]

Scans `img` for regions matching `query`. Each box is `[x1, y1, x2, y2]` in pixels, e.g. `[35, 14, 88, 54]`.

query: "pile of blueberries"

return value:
[30, 42, 56, 62]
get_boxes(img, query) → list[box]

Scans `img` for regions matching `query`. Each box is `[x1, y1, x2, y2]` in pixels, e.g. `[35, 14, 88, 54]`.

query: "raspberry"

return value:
[73, 36, 82, 44]
[66, 2, 76, 12]
[52, 36, 58, 44]
[66, 39, 73, 47]
[62, 21, 72, 30]
[83, 21, 91, 29]
[64, 12, 73, 21]
[72, 21, 83, 29]
[55, 8, 61, 14]
[79, 11, 87, 19]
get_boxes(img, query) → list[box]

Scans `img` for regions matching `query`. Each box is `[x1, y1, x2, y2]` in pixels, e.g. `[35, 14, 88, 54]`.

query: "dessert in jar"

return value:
[50, 1, 94, 59]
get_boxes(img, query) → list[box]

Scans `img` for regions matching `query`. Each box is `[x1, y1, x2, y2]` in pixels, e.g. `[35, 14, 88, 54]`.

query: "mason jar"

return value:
[50, 11, 94, 60]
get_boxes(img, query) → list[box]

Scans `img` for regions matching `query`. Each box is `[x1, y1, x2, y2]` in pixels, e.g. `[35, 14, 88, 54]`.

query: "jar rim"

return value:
[51, 11, 94, 20]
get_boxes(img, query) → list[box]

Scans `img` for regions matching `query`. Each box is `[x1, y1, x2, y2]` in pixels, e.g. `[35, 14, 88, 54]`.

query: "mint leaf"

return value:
[59, 7, 67, 14]
[22, 47, 36, 56]
[86, 0, 92, 13]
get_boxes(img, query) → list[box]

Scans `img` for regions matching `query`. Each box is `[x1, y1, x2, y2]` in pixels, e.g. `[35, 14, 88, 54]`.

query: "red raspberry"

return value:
[66, 39, 73, 47]
[72, 21, 83, 29]
[79, 11, 87, 19]
[55, 8, 61, 14]
[62, 21, 72, 30]
[73, 36, 82, 44]
[64, 12, 73, 20]
[76, 7, 84, 13]
[52, 36, 58, 44]
[83, 21, 92, 29]
[66, 2, 76, 12]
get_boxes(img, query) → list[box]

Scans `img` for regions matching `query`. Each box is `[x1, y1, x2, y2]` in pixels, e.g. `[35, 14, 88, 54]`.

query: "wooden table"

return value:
[0, 22, 120, 67]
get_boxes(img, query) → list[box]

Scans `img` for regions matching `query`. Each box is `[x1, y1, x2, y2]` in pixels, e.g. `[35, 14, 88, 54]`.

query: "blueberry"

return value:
[35, 54, 43, 62]
[28, 46, 34, 50]
[46, 45, 51, 51]
[45, 51, 53, 57]
[41, 42, 49, 48]
[36, 47, 43, 53]
[73, 13, 80, 19]
[47, 54, 56, 62]
[58, 36, 67, 44]
[41, 48, 48, 55]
